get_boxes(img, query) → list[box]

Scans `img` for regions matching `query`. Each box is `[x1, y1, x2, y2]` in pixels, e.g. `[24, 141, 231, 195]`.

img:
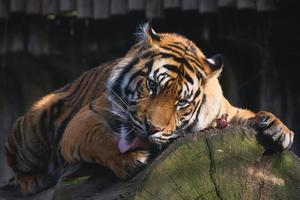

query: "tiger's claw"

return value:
[249, 111, 294, 150]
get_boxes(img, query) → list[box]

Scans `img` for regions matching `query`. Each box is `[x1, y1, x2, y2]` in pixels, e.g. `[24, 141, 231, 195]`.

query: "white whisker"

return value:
[136, 96, 149, 103]
[112, 117, 128, 123]
[104, 93, 128, 113]
[125, 128, 135, 135]
[91, 104, 127, 120]
[105, 84, 129, 108]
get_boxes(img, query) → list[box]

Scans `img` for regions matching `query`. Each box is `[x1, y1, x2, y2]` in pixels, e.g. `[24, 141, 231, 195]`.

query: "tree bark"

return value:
[1, 126, 300, 200]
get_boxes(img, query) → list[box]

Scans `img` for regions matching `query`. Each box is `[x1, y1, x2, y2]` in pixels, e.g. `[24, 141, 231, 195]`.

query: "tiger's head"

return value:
[107, 24, 224, 151]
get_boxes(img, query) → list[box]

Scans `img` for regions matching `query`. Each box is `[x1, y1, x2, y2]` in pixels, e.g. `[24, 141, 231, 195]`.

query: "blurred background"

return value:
[0, 0, 299, 184]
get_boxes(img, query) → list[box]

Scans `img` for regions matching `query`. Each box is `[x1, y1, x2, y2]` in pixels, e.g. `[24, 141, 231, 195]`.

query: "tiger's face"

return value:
[127, 57, 204, 144]
[108, 24, 223, 146]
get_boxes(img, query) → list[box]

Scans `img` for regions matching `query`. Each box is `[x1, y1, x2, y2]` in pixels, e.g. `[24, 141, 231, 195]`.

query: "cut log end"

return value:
[1, 126, 300, 200]
[135, 126, 300, 200]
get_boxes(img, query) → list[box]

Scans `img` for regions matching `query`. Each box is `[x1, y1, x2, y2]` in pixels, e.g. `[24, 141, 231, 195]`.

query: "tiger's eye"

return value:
[177, 99, 189, 109]
[147, 79, 157, 94]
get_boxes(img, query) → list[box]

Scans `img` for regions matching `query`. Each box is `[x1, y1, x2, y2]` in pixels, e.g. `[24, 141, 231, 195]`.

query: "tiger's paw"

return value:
[249, 111, 294, 150]
[113, 150, 151, 179]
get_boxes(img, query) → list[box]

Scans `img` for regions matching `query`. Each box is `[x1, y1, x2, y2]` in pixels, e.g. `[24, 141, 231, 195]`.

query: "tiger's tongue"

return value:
[118, 136, 143, 153]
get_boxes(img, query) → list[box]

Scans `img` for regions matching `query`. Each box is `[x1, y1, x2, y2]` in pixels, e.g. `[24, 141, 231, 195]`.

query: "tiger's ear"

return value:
[137, 23, 161, 46]
[205, 54, 223, 80]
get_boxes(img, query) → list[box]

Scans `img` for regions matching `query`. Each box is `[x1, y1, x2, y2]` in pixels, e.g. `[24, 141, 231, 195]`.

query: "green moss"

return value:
[136, 137, 218, 200]
[135, 127, 300, 200]
[276, 152, 293, 169]
[61, 176, 90, 185]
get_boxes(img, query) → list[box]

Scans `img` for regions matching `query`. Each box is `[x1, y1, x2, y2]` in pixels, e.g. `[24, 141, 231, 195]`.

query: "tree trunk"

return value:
[1, 126, 300, 200]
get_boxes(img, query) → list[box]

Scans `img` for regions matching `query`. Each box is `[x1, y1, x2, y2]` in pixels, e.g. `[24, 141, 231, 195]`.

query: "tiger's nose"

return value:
[146, 120, 162, 135]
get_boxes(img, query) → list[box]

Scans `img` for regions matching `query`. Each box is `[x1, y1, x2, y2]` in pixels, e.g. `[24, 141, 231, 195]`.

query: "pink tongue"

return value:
[118, 136, 143, 153]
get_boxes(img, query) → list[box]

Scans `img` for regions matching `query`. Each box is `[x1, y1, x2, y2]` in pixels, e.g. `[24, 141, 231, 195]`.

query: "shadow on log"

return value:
[1, 126, 300, 200]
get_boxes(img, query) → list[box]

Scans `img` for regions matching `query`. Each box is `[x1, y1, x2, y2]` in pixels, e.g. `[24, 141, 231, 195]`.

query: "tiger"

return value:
[5, 23, 294, 196]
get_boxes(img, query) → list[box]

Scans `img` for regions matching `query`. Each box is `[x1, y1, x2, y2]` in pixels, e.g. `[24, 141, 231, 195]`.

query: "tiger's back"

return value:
[4, 60, 117, 195]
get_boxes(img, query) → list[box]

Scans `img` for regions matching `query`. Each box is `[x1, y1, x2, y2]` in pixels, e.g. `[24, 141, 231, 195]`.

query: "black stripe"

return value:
[163, 63, 194, 85]
[149, 52, 199, 81]
[185, 82, 190, 94]
[158, 76, 167, 86]
[185, 53, 202, 66]
[183, 71, 194, 84]
[182, 110, 192, 117]
[145, 60, 155, 74]
[130, 113, 144, 130]
[177, 87, 182, 96]
[160, 53, 174, 59]
[166, 78, 176, 89]
[186, 89, 193, 99]
[166, 44, 186, 53]
[62, 70, 93, 101]
[89, 103, 99, 115]
[196, 94, 207, 116]
[39, 109, 51, 146]
[48, 99, 64, 146]
[112, 57, 140, 97]
[186, 94, 207, 131]
[169, 42, 200, 62]
[128, 100, 137, 106]
[157, 72, 168, 85]
[7, 137, 17, 153]
[153, 68, 160, 78]
[174, 57, 195, 73]
[195, 69, 203, 80]
[136, 79, 144, 92]
[150, 50, 203, 77]
[161, 45, 204, 72]
[16, 147, 36, 172]
[150, 52, 163, 59]
[180, 120, 189, 128]
[86, 126, 99, 145]
[25, 118, 49, 162]
[54, 102, 83, 144]
[161, 46, 183, 57]
[52, 100, 63, 118]
[71, 68, 99, 105]
[265, 120, 275, 130]
[14, 117, 23, 145]
[186, 56, 204, 71]
[141, 50, 154, 59]
[54, 83, 71, 94]
[194, 89, 201, 100]
[163, 64, 181, 74]
[85, 67, 105, 102]
[125, 70, 146, 95]
[16, 116, 43, 169]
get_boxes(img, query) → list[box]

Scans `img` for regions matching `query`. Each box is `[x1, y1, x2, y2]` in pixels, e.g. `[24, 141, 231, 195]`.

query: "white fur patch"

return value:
[150, 131, 178, 140]
[136, 151, 150, 164]
[207, 58, 216, 65]
[106, 57, 132, 91]
[191, 78, 223, 131]
[135, 23, 151, 43]
[281, 134, 290, 149]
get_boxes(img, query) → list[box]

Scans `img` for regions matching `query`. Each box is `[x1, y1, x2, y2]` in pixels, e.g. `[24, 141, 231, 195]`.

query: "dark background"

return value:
[1, 0, 300, 184]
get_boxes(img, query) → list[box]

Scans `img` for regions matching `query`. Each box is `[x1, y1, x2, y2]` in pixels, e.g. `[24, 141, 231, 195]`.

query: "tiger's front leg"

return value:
[229, 106, 294, 150]
[60, 108, 151, 179]
[248, 111, 294, 150]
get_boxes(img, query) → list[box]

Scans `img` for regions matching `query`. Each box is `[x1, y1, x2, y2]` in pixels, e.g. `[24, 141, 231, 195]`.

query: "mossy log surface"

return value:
[1, 126, 300, 200]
